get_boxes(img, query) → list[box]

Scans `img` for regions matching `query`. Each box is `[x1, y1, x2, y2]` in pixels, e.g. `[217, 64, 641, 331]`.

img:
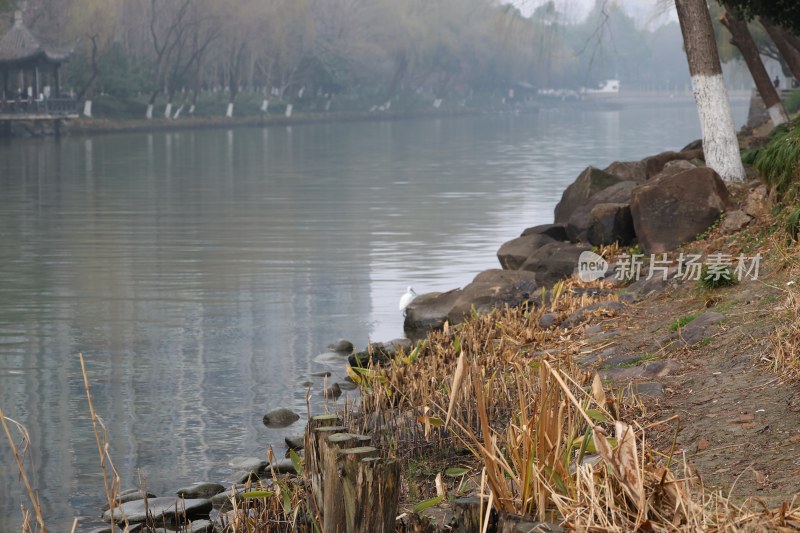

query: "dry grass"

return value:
[348, 281, 800, 531]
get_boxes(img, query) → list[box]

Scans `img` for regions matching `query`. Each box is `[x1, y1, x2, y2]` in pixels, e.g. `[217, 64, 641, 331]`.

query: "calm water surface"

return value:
[0, 105, 746, 530]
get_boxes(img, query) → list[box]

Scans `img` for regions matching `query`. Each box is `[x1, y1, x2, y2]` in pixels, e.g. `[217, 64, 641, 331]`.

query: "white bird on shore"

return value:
[399, 286, 416, 313]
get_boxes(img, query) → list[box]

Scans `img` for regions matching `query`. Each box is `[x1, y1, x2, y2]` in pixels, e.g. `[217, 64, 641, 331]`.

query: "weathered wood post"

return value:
[304, 414, 343, 514]
[452, 497, 486, 533]
[321, 433, 357, 532]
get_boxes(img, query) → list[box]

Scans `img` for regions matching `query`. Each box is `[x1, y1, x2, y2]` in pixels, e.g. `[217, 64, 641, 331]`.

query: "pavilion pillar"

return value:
[53, 64, 61, 98]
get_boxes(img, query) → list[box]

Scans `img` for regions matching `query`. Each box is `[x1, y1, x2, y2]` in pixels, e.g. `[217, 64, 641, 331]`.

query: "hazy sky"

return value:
[511, 0, 678, 27]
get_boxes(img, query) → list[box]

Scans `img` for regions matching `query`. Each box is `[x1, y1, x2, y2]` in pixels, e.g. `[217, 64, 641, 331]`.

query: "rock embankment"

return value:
[403, 144, 763, 338]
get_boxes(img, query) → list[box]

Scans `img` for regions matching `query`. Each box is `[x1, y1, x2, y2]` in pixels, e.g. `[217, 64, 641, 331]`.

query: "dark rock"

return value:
[328, 339, 354, 354]
[446, 269, 539, 323]
[285, 434, 305, 450]
[404, 289, 463, 335]
[262, 408, 300, 428]
[651, 159, 696, 180]
[562, 300, 625, 329]
[601, 353, 650, 368]
[554, 166, 629, 223]
[102, 497, 211, 525]
[520, 223, 568, 241]
[719, 210, 752, 234]
[520, 242, 591, 286]
[539, 312, 559, 328]
[176, 482, 225, 499]
[323, 383, 342, 399]
[681, 139, 703, 151]
[641, 149, 705, 179]
[349, 338, 413, 367]
[672, 311, 724, 346]
[565, 181, 638, 243]
[310, 370, 332, 377]
[634, 382, 665, 398]
[600, 360, 681, 383]
[623, 266, 680, 299]
[101, 489, 157, 511]
[603, 160, 647, 181]
[630, 167, 729, 253]
[337, 381, 357, 391]
[587, 203, 634, 246]
[497, 233, 557, 270]
[267, 458, 297, 476]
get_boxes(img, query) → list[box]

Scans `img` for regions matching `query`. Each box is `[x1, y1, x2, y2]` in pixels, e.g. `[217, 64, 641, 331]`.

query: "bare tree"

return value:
[675, 0, 745, 182]
[760, 19, 800, 81]
[720, 7, 787, 125]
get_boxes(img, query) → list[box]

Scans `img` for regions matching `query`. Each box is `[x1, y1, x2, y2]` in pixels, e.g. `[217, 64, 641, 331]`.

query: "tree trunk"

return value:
[761, 19, 800, 82]
[675, 0, 745, 182]
[721, 9, 787, 125]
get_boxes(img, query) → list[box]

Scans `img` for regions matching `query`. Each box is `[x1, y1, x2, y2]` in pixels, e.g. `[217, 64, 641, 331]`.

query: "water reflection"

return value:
[0, 106, 747, 530]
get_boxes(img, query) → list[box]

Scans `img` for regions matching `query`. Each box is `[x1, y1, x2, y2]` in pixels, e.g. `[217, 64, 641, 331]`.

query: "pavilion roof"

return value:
[0, 11, 69, 66]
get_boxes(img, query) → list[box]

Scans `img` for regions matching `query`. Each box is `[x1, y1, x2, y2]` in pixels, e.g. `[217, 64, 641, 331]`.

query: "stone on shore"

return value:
[520, 223, 569, 240]
[102, 497, 212, 525]
[403, 289, 463, 335]
[262, 407, 300, 428]
[564, 181, 638, 243]
[446, 269, 539, 323]
[586, 203, 635, 246]
[349, 338, 413, 367]
[497, 233, 557, 270]
[630, 167, 729, 253]
[719, 210, 752, 234]
[328, 339, 354, 354]
[554, 166, 628, 223]
[176, 482, 225, 499]
[519, 242, 590, 287]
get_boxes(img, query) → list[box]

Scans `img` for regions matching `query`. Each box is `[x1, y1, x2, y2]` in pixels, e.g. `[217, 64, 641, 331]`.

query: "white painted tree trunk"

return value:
[146, 104, 154, 120]
[164, 103, 172, 119]
[82, 100, 92, 118]
[173, 105, 183, 119]
[261, 99, 269, 112]
[767, 103, 788, 126]
[676, 0, 746, 182]
[325, 99, 332, 111]
[285, 104, 293, 117]
[691, 74, 747, 181]
[226, 103, 234, 118]
[189, 105, 195, 115]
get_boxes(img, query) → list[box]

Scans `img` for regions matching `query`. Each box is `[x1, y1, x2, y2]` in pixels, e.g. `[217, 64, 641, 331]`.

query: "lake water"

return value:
[0, 103, 748, 531]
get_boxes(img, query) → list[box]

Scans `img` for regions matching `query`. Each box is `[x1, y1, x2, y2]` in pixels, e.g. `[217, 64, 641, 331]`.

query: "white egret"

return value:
[399, 286, 416, 312]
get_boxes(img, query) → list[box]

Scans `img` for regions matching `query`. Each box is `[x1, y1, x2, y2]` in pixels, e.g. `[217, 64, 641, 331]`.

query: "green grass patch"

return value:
[617, 353, 658, 368]
[754, 120, 800, 200]
[670, 314, 697, 331]
[699, 264, 739, 290]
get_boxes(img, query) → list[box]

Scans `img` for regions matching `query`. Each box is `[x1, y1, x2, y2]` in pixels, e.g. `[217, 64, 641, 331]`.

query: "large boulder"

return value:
[630, 167, 729, 253]
[520, 223, 568, 241]
[519, 242, 591, 286]
[564, 181, 638, 243]
[404, 289, 463, 335]
[554, 167, 629, 223]
[641, 149, 704, 179]
[586, 203, 635, 246]
[602, 149, 704, 181]
[447, 270, 540, 322]
[497, 233, 557, 270]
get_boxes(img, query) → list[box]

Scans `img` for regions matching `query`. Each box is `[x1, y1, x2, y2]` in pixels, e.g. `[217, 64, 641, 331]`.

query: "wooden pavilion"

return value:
[0, 10, 76, 119]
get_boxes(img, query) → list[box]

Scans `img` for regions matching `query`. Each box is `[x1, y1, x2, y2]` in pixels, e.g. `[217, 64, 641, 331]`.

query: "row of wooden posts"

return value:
[302, 414, 559, 533]
[304, 413, 400, 533]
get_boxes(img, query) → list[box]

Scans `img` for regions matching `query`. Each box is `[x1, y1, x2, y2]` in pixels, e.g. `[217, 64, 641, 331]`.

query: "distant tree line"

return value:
[0, 0, 705, 118]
